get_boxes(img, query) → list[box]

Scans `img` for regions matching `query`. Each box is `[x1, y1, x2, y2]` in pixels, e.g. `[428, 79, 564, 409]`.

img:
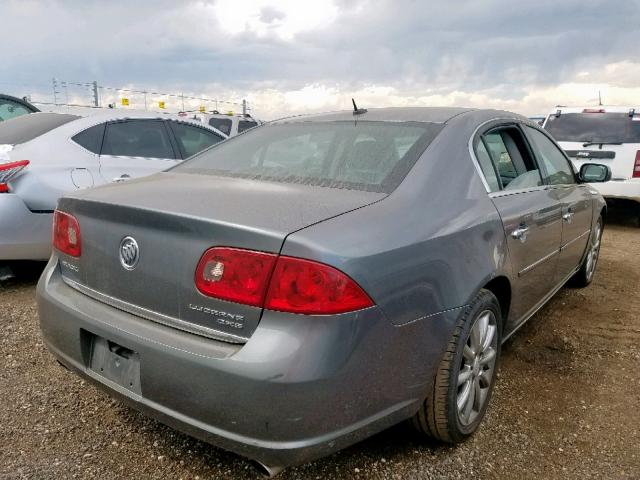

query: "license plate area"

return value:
[89, 334, 141, 395]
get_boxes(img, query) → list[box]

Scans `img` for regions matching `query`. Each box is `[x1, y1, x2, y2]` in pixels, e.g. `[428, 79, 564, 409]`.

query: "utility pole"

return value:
[92, 81, 99, 107]
[242, 99, 247, 116]
[52, 77, 59, 105]
[61, 81, 69, 105]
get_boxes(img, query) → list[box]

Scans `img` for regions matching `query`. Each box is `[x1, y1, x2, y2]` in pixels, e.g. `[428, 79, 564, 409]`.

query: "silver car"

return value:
[0, 111, 226, 260]
[37, 107, 610, 475]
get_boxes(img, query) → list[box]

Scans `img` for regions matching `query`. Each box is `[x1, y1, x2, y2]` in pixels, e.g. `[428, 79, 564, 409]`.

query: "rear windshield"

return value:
[174, 121, 443, 193]
[544, 112, 640, 144]
[0, 112, 79, 144]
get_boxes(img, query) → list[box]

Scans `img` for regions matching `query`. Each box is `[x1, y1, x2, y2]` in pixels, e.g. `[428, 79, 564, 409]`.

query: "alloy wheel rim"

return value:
[585, 222, 602, 281]
[456, 310, 498, 427]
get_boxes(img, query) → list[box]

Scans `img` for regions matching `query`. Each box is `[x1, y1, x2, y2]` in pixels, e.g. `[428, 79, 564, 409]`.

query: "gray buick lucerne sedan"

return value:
[37, 107, 610, 475]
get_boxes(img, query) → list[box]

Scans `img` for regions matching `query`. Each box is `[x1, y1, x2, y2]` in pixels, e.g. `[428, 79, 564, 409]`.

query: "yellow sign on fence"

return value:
[121, 98, 129, 106]
[158, 101, 166, 109]
[199, 105, 206, 113]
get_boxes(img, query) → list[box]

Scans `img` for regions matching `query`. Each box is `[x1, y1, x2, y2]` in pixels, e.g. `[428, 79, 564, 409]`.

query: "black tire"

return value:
[411, 289, 502, 443]
[570, 216, 603, 288]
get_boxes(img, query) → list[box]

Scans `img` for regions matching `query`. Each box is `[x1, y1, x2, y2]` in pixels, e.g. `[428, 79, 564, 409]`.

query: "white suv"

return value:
[543, 106, 640, 218]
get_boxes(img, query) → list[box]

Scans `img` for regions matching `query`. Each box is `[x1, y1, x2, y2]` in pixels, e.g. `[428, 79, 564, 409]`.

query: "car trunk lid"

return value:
[57, 172, 385, 342]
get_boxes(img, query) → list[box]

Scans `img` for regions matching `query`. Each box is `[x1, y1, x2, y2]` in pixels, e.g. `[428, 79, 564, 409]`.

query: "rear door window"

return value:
[480, 127, 542, 191]
[474, 140, 501, 192]
[102, 120, 176, 159]
[71, 123, 105, 154]
[208, 117, 233, 136]
[168, 121, 225, 158]
[525, 127, 576, 185]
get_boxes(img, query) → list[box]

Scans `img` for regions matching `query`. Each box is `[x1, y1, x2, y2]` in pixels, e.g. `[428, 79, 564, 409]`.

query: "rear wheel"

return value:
[411, 289, 502, 443]
[571, 216, 603, 287]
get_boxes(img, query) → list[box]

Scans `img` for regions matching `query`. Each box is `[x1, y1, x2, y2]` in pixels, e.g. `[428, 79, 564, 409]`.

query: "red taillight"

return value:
[265, 256, 374, 314]
[195, 247, 277, 307]
[194, 248, 374, 314]
[634, 151, 640, 178]
[0, 160, 29, 193]
[53, 210, 82, 257]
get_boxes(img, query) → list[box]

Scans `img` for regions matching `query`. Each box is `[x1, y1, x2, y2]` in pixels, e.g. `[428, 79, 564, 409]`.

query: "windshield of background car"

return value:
[0, 113, 79, 144]
[544, 112, 640, 144]
[174, 121, 444, 193]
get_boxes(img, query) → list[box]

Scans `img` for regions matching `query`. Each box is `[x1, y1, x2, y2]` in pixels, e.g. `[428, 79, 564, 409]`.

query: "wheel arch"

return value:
[481, 276, 512, 326]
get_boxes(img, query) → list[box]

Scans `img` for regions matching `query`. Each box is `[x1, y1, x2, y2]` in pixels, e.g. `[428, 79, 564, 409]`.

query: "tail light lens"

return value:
[265, 256, 374, 314]
[195, 248, 374, 314]
[634, 151, 640, 178]
[0, 160, 29, 193]
[53, 210, 82, 257]
[195, 247, 278, 307]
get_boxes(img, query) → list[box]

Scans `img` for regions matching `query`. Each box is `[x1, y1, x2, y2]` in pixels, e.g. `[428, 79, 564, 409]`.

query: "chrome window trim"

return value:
[488, 185, 547, 198]
[62, 276, 248, 344]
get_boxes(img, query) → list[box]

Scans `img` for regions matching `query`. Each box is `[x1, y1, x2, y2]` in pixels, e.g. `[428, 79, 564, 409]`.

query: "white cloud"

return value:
[3, 0, 640, 121]
[213, 0, 338, 40]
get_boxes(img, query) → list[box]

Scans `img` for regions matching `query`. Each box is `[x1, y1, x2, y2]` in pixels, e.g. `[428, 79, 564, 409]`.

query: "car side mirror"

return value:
[578, 163, 611, 183]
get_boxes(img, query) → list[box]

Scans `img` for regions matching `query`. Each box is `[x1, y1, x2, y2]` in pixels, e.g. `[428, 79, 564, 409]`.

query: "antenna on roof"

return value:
[352, 98, 368, 115]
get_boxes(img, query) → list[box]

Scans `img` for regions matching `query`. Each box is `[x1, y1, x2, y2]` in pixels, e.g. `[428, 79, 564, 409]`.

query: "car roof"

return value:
[272, 107, 478, 125]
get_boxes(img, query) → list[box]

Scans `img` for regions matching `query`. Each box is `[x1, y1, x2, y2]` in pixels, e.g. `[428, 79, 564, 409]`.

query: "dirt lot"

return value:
[1, 212, 639, 480]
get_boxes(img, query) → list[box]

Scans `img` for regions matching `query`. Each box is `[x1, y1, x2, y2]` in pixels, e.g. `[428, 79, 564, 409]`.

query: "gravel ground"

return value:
[1, 212, 639, 479]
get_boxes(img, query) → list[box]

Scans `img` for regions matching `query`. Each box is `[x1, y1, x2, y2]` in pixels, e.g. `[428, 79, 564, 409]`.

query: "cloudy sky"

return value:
[2, 0, 640, 119]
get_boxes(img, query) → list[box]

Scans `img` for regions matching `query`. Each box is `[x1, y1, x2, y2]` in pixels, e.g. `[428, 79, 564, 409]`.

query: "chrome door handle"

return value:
[511, 225, 530, 243]
[113, 174, 131, 183]
[562, 212, 574, 223]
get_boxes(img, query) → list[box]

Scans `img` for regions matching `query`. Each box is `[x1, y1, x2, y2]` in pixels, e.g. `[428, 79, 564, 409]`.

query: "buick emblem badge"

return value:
[119, 236, 140, 270]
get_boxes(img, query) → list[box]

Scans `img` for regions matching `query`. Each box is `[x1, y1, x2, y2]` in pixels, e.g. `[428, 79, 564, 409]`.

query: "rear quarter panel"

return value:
[9, 132, 98, 211]
[281, 111, 514, 327]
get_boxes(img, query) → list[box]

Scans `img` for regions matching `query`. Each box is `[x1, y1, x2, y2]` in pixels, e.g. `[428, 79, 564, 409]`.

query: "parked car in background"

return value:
[0, 94, 39, 122]
[38, 107, 610, 475]
[544, 106, 640, 222]
[0, 111, 226, 260]
[184, 111, 261, 137]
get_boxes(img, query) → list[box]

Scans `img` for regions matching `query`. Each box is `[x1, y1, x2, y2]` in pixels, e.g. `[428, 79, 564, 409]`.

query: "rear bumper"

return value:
[37, 257, 461, 469]
[589, 179, 640, 203]
[0, 194, 52, 260]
